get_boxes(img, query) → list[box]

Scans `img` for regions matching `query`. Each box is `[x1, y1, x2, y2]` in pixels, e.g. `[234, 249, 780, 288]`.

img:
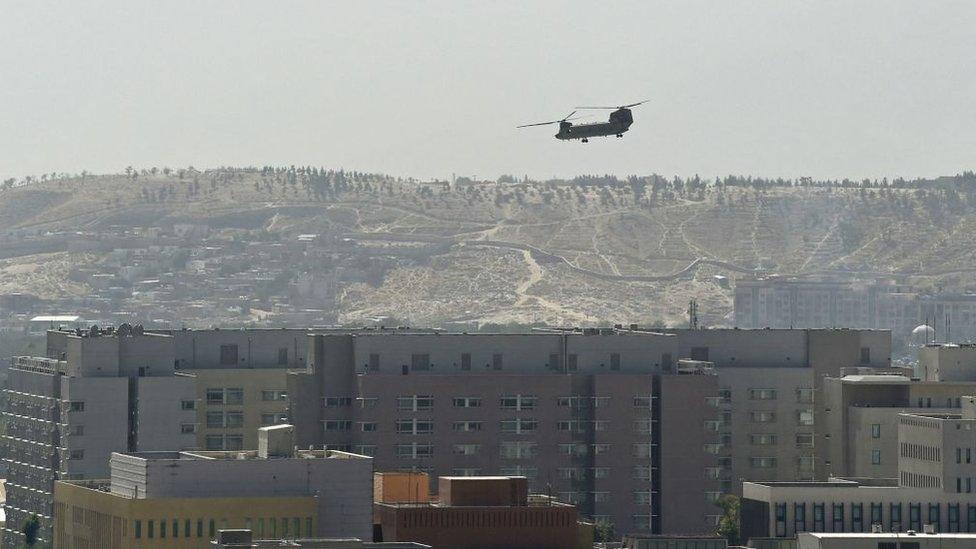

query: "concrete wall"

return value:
[189, 368, 289, 449]
[60, 376, 130, 479]
[109, 452, 373, 540]
[170, 329, 308, 370]
[742, 481, 976, 538]
[136, 376, 197, 451]
[919, 346, 976, 382]
[798, 533, 976, 549]
[673, 329, 809, 369]
[54, 479, 317, 549]
[659, 373, 721, 534]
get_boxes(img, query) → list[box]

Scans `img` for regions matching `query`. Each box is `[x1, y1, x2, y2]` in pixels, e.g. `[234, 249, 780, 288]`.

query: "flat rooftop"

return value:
[119, 449, 370, 461]
[804, 532, 976, 539]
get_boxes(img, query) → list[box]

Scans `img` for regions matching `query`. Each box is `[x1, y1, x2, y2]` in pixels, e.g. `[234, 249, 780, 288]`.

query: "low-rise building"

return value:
[52, 426, 374, 548]
[798, 531, 976, 549]
[374, 475, 581, 549]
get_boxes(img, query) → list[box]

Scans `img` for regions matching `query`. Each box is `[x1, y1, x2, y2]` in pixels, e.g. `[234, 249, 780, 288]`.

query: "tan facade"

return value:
[187, 368, 289, 450]
[53, 480, 317, 549]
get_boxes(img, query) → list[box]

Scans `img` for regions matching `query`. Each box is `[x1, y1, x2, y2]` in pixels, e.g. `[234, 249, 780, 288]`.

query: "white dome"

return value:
[910, 324, 935, 347]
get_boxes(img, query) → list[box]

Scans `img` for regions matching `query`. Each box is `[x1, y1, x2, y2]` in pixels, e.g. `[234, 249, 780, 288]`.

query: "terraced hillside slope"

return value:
[1, 168, 974, 327]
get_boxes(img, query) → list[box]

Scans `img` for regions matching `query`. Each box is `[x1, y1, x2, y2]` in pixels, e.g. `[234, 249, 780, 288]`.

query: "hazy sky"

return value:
[2, 1, 974, 182]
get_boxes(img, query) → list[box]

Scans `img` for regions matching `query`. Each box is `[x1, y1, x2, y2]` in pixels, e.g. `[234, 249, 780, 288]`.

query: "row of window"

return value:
[135, 516, 309, 540]
[361, 352, 645, 372]
[716, 387, 815, 403]
[720, 432, 814, 448]
[774, 501, 976, 536]
[900, 442, 942, 462]
[216, 344, 291, 366]
[340, 394, 659, 411]
[328, 418, 653, 434]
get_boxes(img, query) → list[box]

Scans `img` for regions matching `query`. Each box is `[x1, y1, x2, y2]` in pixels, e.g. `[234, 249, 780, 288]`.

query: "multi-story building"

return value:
[742, 398, 976, 541]
[52, 426, 373, 548]
[288, 329, 719, 535]
[288, 327, 890, 534]
[664, 327, 890, 487]
[1, 326, 313, 547]
[1, 328, 196, 548]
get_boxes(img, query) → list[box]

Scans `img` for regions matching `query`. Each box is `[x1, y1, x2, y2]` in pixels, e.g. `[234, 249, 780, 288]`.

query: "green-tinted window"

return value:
[257, 518, 265, 537]
[148, 520, 155, 539]
[293, 517, 301, 537]
[197, 519, 203, 537]
[160, 519, 166, 539]
[134, 520, 142, 539]
[305, 517, 312, 537]
[184, 519, 190, 538]
[209, 519, 215, 538]
[282, 517, 289, 537]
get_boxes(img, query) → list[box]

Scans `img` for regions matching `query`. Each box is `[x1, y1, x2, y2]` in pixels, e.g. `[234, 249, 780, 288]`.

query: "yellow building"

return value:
[186, 368, 290, 450]
[53, 480, 316, 549]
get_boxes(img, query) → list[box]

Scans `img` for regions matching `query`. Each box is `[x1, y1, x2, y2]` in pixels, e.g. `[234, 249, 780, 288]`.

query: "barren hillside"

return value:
[1, 168, 974, 327]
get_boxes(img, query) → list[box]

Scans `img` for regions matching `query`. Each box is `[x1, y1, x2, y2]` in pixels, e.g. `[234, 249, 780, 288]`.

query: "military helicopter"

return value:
[517, 100, 648, 143]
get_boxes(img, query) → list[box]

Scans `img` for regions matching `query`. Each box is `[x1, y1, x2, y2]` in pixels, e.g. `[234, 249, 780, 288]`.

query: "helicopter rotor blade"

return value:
[517, 120, 562, 128]
[517, 110, 580, 128]
[575, 99, 650, 110]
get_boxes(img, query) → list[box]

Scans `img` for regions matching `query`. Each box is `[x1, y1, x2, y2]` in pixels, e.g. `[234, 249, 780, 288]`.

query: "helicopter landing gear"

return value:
[616, 134, 623, 138]
[581, 138, 589, 143]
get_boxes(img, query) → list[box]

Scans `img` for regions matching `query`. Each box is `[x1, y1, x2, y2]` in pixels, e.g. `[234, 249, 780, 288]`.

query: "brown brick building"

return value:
[289, 330, 721, 534]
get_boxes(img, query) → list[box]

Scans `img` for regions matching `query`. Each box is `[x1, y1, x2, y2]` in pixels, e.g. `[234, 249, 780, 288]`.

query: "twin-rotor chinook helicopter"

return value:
[518, 100, 648, 143]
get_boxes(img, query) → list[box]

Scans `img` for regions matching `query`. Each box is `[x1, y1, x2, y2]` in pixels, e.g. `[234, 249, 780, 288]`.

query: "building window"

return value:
[949, 504, 960, 532]
[68, 449, 84, 460]
[68, 401, 85, 412]
[610, 353, 621, 371]
[181, 399, 196, 411]
[325, 420, 353, 432]
[135, 520, 142, 539]
[891, 503, 902, 531]
[871, 424, 881, 438]
[453, 468, 481, 476]
[633, 419, 653, 434]
[262, 390, 287, 401]
[452, 397, 481, 408]
[750, 434, 777, 446]
[814, 503, 825, 531]
[410, 353, 430, 371]
[206, 411, 225, 428]
[860, 346, 870, 364]
[750, 411, 776, 423]
[910, 503, 921, 531]
[277, 348, 288, 365]
[395, 419, 433, 435]
[633, 491, 652, 505]
[226, 435, 243, 450]
[396, 395, 433, 411]
[499, 395, 537, 411]
[795, 503, 806, 533]
[360, 422, 378, 432]
[225, 411, 244, 428]
[499, 441, 537, 459]
[206, 435, 224, 450]
[797, 409, 814, 426]
[796, 433, 814, 447]
[206, 389, 224, 405]
[775, 503, 787, 537]
[750, 457, 777, 469]
[395, 443, 433, 459]
[220, 344, 239, 365]
[452, 421, 482, 432]
[225, 388, 243, 405]
[492, 353, 503, 370]
[181, 423, 196, 434]
[852, 503, 863, 532]
[148, 520, 155, 539]
[796, 388, 814, 404]
[632, 515, 651, 531]
[324, 397, 352, 407]
[633, 467, 651, 480]
[500, 419, 538, 434]
[452, 444, 480, 456]
[928, 504, 940, 531]
[749, 388, 777, 400]
[871, 503, 882, 528]
[460, 353, 471, 371]
[832, 503, 845, 531]
[261, 413, 288, 426]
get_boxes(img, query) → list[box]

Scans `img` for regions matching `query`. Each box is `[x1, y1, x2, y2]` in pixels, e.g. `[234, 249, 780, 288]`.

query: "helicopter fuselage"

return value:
[556, 107, 634, 141]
